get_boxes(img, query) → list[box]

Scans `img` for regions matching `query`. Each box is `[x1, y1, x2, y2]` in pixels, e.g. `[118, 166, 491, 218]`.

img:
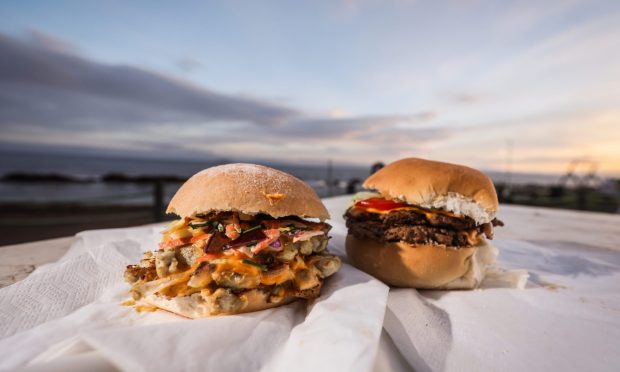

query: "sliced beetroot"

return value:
[205, 232, 230, 253]
[224, 229, 267, 250]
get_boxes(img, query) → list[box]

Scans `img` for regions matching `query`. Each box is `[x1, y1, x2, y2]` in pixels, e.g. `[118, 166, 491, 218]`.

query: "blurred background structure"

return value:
[1, 1, 619, 245]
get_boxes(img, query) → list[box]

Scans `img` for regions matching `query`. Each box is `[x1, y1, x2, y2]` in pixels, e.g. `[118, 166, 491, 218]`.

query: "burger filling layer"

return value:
[124, 211, 341, 315]
[344, 197, 503, 247]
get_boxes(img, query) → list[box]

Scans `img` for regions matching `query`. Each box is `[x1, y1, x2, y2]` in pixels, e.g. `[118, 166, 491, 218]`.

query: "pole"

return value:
[153, 179, 164, 222]
[327, 159, 333, 197]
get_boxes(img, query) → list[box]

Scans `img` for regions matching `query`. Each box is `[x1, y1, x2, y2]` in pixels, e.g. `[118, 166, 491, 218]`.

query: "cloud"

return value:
[0, 30, 446, 164]
[176, 57, 203, 73]
[479, 11, 620, 98]
[494, 0, 587, 33]
[26, 29, 78, 54]
[279, 111, 437, 139]
[0, 31, 297, 129]
[146, 111, 443, 147]
[420, 107, 620, 174]
[444, 92, 482, 104]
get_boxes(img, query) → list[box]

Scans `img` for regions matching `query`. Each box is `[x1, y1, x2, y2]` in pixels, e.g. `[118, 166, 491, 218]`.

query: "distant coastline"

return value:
[0, 149, 583, 184]
[1, 150, 618, 246]
[1, 150, 617, 204]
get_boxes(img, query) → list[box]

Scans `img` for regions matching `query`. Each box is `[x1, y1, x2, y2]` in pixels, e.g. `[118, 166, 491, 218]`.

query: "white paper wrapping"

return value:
[3, 196, 620, 372]
[380, 239, 620, 372]
[0, 226, 389, 371]
[320, 197, 620, 372]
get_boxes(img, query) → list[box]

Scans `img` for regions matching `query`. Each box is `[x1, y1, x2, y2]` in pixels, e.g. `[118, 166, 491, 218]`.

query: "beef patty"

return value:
[344, 208, 503, 247]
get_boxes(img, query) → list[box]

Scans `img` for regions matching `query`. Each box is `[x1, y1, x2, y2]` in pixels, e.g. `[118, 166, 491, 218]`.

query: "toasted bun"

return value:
[140, 289, 300, 319]
[345, 235, 497, 289]
[363, 158, 498, 224]
[167, 163, 329, 220]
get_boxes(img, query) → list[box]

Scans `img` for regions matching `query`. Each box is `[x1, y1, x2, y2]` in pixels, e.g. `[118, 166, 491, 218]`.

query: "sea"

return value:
[0, 151, 564, 205]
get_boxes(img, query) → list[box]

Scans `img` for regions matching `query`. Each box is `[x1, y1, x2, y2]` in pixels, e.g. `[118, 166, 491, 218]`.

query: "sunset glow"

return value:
[1, 0, 619, 175]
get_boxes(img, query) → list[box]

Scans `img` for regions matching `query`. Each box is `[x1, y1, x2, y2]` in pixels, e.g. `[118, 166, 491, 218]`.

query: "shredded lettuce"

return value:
[242, 259, 267, 271]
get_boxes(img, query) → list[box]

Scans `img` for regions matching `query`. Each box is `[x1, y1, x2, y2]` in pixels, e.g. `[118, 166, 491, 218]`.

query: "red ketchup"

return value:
[354, 197, 409, 211]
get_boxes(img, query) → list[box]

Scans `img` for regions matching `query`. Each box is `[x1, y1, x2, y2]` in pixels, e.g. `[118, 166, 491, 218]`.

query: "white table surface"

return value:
[2, 196, 620, 371]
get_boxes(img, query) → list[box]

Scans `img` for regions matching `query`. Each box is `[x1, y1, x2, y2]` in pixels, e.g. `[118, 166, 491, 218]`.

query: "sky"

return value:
[1, 0, 619, 175]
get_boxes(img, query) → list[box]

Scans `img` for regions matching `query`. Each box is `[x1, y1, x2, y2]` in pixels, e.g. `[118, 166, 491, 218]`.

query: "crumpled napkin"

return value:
[0, 226, 389, 372]
[380, 239, 620, 372]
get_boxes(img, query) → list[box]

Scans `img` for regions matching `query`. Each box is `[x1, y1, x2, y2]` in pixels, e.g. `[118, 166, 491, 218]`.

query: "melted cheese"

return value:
[145, 254, 317, 300]
[135, 304, 159, 313]
[213, 259, 261, 277]
[358, 205, 461, 219]
[289, 255, 309, 272]
[121, 299, 136, 307]
[260, 265, 293, 286]
[159, 282, 201, 298]
[461, 229, 482, 246]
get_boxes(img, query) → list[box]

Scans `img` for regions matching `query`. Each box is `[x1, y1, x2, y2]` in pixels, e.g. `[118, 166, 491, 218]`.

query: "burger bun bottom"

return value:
[136, 287, 304, 319]
[345, 235, 497, 289]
